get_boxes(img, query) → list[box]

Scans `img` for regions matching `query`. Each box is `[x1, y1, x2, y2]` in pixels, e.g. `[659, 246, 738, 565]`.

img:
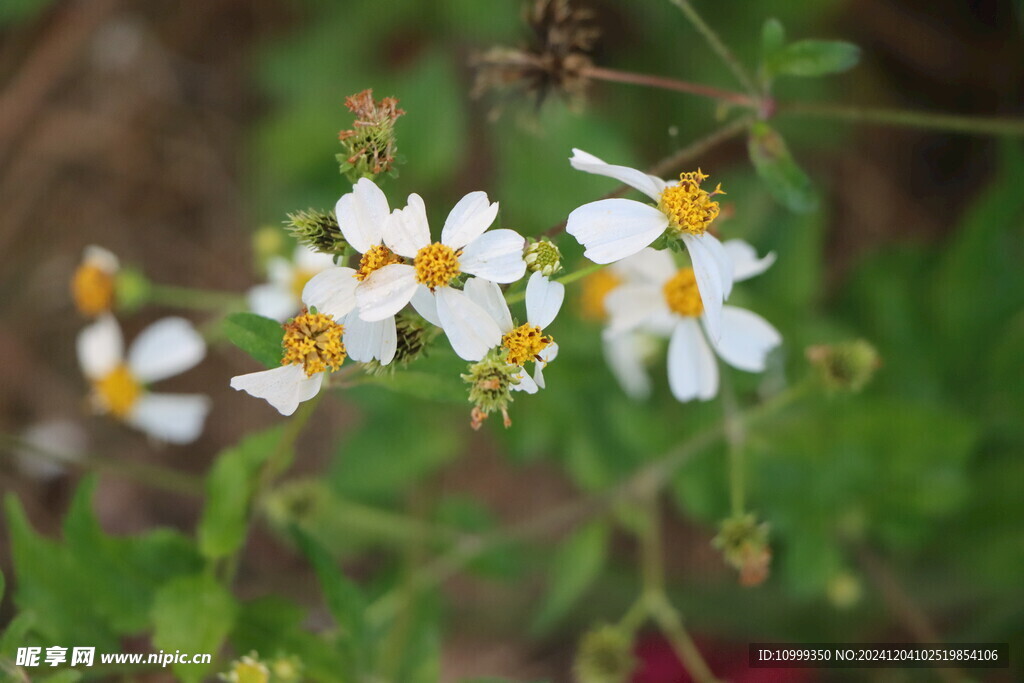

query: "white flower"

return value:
[72, 245, 120, 316]
[565, 148, 734, 341]
[248, 245, 336, 322]
[14, 419, 87, 480]
[467, 272, 564, 393]
[230, 275, 355, 416]
[77, 315, 210, 443]
[603, 242, 780, 402]
[355, 188, 527, 361]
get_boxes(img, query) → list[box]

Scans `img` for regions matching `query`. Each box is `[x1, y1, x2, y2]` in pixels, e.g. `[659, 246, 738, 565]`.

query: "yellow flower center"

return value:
[356, 244, 403, 281]
[281, 309, 347, 376]
[93, 364, 142, 418]
[289, 268, 317, 300]
[663, 267, 704, 317]
[580, 269, 621, 320]
[414, 243, 461, 289]
[72, 264, 115, 316]
[502, 323, 553, 366]
[657, 169, 724, 236]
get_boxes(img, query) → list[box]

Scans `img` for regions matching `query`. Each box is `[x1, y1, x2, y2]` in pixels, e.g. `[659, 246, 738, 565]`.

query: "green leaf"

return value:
[766, 40, 861, 78]
[748, 122, 819, 213]
[760, 18, 786, 63]
[151, 573, 237, 683]
[531, 522, 609, 632]
[198, 426, 286, 559]
[223, 312, 283, 368]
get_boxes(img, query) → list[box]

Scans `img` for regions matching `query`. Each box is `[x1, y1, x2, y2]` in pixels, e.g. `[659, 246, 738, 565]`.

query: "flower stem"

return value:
[582, 65, 757, 108]
[666, 0, 760, 97]
[779, 101, 1024, 136]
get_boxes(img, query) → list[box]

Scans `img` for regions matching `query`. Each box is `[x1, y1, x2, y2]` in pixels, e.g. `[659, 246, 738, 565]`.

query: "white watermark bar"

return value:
[15, 647, 212, 669]
[749, 643, 1009, 668]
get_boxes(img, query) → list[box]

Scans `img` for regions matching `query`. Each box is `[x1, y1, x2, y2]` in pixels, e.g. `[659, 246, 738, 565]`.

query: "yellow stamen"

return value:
[93, 364, 142, 418]
[663, 267, 703, 317]
[281, 309, 346, 376]
[413, 243, 461, 289]
[657, 169, 722, 236]
[72, 264, 115, 316]
[579, 269, 621, 321]
[355, 244, 402, 281]
[502, 323, 553, 366]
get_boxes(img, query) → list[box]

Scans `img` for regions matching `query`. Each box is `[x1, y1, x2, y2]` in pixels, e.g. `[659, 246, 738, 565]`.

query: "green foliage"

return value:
[765, 40, 861, 79]
[747, 121, 819, 213]
[0, 0, 53, 26]
[532, 522, 610, 632]
[151, 573, 237, 683]
[223, 312, 284, 368]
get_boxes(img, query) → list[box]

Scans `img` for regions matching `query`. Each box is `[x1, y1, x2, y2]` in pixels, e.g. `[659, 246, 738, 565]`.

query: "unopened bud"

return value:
[712, 513, 772, 587]
[573, 624, 636, 683]
[285, 209, 347, 255]
[806, 340, 881, 393]
[524, 238, 563, 276]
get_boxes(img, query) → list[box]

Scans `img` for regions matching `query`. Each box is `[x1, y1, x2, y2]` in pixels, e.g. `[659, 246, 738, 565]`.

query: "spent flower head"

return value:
[712, 513, 772, 587]
[806, 339, 881, 393]
[462, 349, 521, 429]
[573, 623, 636, 683]
[337, 89, 405, 182]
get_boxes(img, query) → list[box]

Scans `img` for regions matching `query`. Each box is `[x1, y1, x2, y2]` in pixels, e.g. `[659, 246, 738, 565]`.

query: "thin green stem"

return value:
[667, 0, 759, 97]
[779, 101, 1024, 136]
[648, 594, 722, 683]
[147, 283, 246, 310]
[582, 65, 756, 108]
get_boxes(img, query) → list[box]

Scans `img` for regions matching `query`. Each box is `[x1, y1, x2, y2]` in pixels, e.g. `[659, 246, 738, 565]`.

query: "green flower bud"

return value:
[220, 653, 269, 683]
[461, 349, 520, 429]
[524, 238, 563, 276]
[114, 266, 151, 314]
[806, 339, 881, 393]
[284, 209, 348, 255]
[712, 513, 771, 587]
[573, 624, 636, 683]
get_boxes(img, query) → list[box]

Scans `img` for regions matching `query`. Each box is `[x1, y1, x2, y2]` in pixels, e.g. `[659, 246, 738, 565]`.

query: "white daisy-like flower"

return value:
[248, 245, 336, 322]
[14, 419, 87, 480]
[72, 245, 120, 316]
[230, 276, 356, 416]
[565, 148, 734, 340]
[77, 315, 210, 443]
[355, 188, 527, 361]
[467, 271, 564, 393]
[603, 242, 779, 402]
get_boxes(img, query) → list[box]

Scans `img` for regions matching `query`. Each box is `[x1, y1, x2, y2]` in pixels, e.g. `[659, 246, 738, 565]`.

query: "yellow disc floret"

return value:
[579, 269, 621, 321]
[502, 323, 553, 366]
[356, 244, 403, 281]
[72, 264, 116, 316]
[281, 309, 347, 376]
[657, 169, 724, 236]
[414, 243, 461, 289]
[663, 267, 704, 317]
[93, 364, 142, 418]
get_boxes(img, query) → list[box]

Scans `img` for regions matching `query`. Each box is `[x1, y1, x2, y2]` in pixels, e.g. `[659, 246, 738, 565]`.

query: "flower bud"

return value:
[284, 208, 348, 255]
[220, 653, 269, 683]
[806, 339, 881, 393]
[524, 238, 563, 276]
[573, 624, 636, 683]
[114, 266, 151, 314]
[712, 513, 772, 587]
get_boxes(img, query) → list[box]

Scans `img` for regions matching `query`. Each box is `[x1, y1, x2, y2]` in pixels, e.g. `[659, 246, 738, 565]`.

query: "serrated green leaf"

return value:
[766, 40, 861, 78]
[151, 573, 237, 683]
[224, 312, 283, 368]
[198, 426, 285, 559]
[531, 522, 609, 632]
[748, 122, 819, 213]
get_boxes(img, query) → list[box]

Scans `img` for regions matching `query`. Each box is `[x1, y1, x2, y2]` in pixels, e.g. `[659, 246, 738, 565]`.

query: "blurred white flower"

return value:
[355, 188, 527, 361]
[72, 245, 120, 316]
[13, 419, 87, 480]
[469, 272, 564, 393]
[77, 315, 210, 443]
[248, 245, 336, 322]
[603, 243, 780, 402]
[566, 149, 734, 340]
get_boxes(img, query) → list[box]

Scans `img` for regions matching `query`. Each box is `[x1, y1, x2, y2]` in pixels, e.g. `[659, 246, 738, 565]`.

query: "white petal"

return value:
[128, 317, 206, 384]
[538, 340, 559, 363]
[681, 233, 724, 343]
[525, 272, 564, 329]
[532, 362, 546, 390]
[710, 306, 782, 372]
[384, 193, 431, 258]
[667, 318, 719, 402]
[610, 247, 676, 284]
[83, 245, 119, 273]
[440, 191, 499, 250]
[566, 199, 668, 264]
[355, 264, 418, 321]
[266, 257, 293, 288]
[303, 266, 358, 319]
[343, 313, 397, 364]
[378, 315, 397, 365]
[603, 333, 653, 400]
[703, 232, 735, 299]
[247, 283, 297, 322]
[127, 393, 211, 444]
[464, 277, 512, 333]
[723, 239, 777, 283]
[77, 314, 124, 380]
[569, 148, 667, 201]
[335, 177, 390, 253]
[230, 364, 323, 416]
[410, 285, 442, 327]
[294, 245, 337, 271]
[604, 283, 665, 336]
[510, 367, 539, 394]
[17, 419, 87, 480]
[435, 287, 503, 361]
[458, 229, 526, 283]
